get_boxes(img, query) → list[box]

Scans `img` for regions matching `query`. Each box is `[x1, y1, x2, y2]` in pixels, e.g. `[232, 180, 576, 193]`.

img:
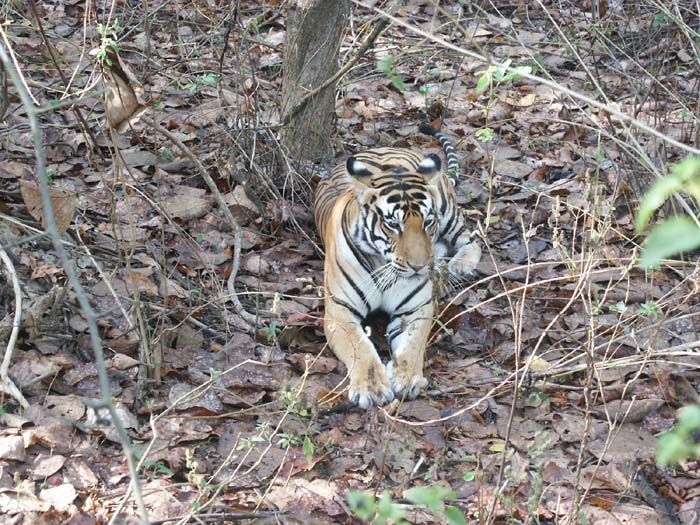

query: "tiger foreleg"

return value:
[385, 302, 434, 400]
[448, 238, 481, 277]
[324, 300, 394, 409]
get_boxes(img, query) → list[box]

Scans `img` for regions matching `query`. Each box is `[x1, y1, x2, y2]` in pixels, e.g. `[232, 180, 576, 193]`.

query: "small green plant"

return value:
[635, 156, 700, 269]
[142, 460, 173, 478]
[302, 435, 315, 463]
[475, 127, 494, 142]
[418, 84, 431, 107]
[657, 405, 700, 467]
[652, 12, 671, 27]
[638, 301, 663, 319]
[278, 387, 308, 417]
[377, 55, 406, 93]
[475, 58, 532, 97]
[277, 432, 302, 448]
[608, 300, 628, 314]
[348, 491, 405, 525]
[181, 73, 220, 93]
[89, 20, 124, 65]
[526, 387, 548, 407]
[259, 323, 281, 343]
[236, 434, 266, 450]
[159, 147, 175, 161]
[348, 486, 467, 525]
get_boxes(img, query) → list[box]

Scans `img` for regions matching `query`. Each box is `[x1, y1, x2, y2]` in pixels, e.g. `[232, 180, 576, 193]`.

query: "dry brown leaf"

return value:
[44, 395, 86, 422]
[500, 92, 536, 107]
[494, 159, 533, 179]
[0, 435, 25, 461]
[62, 458, 100, 489]
[20, 180, 77, 234]
[161, 192, 211, 221]
[0, 161, 32, 179]
[0, 480, 49, 513]
[32, 454, 66, 478]
[126, 271, 159, 297]
[102, 48, 147, 132]
[39, 483, 76, 511]
[588, 424, 656, 462]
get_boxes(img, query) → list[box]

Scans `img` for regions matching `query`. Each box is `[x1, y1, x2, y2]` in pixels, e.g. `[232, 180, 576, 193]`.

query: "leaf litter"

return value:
[0, 0, 700, 523]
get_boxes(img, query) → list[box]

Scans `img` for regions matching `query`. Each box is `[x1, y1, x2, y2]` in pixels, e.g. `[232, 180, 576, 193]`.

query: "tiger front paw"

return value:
[448, 242, 481, 277]
[347, 362, 395, 409]
[387, 361, 428, 400]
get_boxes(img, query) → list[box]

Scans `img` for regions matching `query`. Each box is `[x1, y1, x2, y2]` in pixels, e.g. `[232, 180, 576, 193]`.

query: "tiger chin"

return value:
[313, 124, 481, 409]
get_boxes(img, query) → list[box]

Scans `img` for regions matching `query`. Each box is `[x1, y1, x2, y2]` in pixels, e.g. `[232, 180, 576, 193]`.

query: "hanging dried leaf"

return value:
[19, 180, 77, 234]
[102, 47, 147, 132]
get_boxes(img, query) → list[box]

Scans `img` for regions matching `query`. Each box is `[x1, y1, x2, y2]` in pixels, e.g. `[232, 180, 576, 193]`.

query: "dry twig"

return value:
[0, 243, 28, 410]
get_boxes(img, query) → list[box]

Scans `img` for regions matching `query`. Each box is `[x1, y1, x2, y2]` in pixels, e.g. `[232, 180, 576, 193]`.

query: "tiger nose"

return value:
[408, 262, 427, 272]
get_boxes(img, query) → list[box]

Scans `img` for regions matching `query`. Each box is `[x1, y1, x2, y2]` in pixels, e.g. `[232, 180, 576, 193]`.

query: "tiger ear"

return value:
[417, 153, 442, 184]
[346, 156, 372, 178]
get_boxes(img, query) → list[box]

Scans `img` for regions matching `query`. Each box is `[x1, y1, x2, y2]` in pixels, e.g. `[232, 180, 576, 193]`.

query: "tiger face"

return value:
[347, 153, 442, 277]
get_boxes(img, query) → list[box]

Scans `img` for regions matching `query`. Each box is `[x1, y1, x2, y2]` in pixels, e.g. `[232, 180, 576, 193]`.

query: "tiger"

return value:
[313, 124, 481, 408]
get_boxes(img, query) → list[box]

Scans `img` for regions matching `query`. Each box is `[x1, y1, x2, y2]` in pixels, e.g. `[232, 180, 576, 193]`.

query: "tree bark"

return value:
[281, 0, 350, 163]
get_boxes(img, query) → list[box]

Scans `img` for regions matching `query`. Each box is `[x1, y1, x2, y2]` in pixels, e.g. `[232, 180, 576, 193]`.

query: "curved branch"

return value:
[0, 243, 28, 410]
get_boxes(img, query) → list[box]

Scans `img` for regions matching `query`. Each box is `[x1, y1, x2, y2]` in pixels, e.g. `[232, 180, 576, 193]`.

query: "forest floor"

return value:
[1, 1, 700, 524]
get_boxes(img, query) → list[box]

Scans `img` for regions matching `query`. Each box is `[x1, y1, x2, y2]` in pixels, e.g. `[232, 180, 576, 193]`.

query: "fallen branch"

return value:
[0, 242, 29, 410]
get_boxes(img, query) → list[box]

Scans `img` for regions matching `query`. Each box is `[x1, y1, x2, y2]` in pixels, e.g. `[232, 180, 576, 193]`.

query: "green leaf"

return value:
[475, 72, 491, 94]
[639, 216, 700, 269]
[405, 486, 455, 513]
[377, 55, 394, 74]
[635, 156, 700, 232]
[678, 405, 700, 434]
[444, 505, 468, 525]
[302, 435, 314, 463]
[489, 442, 505, 452]
[463, 470, 476, 481]
[347, 491, 375, 520]
[390, 75, 406, 93]
[656, 431, 689, 467]
[376, 491, 403, 523]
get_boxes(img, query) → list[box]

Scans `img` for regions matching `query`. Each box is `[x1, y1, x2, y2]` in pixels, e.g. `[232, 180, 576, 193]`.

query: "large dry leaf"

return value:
[32, 453, 66, 478]
[494, 159, 533, 179]
[19, 180, 77, 234]
[0, 161, 32, 179]
[102, 48, 147, 132]
[0, 480, 50, 513]
[39, 484, 76, 511]
[0, 435, 25, 461]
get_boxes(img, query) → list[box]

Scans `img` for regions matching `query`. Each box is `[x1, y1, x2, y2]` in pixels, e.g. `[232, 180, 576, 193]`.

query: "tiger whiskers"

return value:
[363, 262, 398, 302]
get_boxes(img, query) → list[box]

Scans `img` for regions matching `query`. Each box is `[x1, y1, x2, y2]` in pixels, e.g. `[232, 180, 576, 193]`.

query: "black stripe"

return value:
[387, 327, 402, 347]
[442, 212, 455, 239]
[330, 297, 366, 319]
[449, 224, 468, 248]
[338, 262, 369, 309]
[393, 298, 431, 320]
[395, 278, 430, 312]
[341, 209, 374, 274]
[438, 183, 448, 214]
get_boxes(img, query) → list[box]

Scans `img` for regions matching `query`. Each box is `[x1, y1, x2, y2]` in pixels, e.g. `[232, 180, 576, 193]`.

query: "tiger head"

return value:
[346, 153, 443, 277]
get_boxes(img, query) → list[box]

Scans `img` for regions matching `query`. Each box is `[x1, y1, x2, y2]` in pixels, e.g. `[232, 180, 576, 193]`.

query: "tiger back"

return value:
[314, 125, 481, 408]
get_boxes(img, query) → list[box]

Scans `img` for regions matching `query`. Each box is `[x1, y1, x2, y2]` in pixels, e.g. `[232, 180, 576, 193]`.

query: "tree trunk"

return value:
[281, 0, 350, 162]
